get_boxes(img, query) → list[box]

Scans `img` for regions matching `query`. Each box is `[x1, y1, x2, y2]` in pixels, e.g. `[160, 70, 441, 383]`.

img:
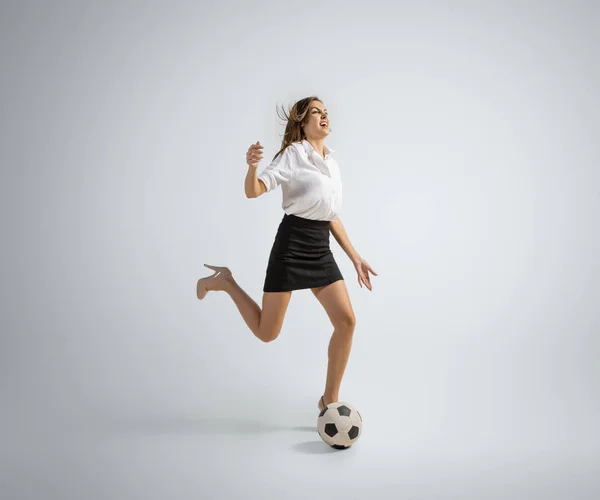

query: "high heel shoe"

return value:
[196, 264, 232, 300]
[318, 395, 326, 413]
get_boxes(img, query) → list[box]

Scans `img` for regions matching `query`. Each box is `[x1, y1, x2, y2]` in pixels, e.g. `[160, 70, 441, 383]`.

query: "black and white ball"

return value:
[317, 401, 363, 449]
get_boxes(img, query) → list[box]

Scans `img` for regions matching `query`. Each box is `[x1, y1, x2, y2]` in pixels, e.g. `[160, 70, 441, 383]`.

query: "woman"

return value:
[196, 96, 377, 412]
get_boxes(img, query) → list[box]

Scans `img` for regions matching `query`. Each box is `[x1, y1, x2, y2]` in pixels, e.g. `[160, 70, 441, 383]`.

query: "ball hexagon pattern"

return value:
[317, 401, 362, 449]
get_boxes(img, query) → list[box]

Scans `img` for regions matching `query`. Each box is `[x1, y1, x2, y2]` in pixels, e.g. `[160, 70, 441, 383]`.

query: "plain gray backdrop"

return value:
[1, 1, 598, 499]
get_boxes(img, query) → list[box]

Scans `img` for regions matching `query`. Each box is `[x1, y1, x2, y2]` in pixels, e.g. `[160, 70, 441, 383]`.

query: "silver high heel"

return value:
[196, 264, 232, 300]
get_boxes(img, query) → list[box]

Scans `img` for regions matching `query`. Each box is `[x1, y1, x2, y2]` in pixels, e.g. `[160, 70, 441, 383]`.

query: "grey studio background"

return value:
[1, 1, 598, 499]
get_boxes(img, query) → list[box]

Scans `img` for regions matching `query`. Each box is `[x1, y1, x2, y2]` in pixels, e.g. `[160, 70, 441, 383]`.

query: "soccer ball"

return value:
[317, 401, 362, 449]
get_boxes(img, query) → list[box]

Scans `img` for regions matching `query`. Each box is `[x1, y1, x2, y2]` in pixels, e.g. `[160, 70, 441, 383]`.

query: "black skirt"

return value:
[263, 213, 344, 292]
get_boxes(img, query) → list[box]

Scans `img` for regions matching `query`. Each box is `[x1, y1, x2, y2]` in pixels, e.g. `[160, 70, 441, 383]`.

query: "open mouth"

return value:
[320, 121, 328, 127]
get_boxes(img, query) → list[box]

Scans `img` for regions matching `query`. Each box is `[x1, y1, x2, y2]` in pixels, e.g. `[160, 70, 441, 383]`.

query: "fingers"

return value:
[358, 272, 372, 291]
[366, 266, 376, 289]
[362, 279, 371, 291]
[246, 156, 262, 166]
[246, 142, 264, 166]
[356, 261, 373, 290]
[359, 272, 372, 291]
[247, 142, 264, 153]
[246, 153, 263, 163]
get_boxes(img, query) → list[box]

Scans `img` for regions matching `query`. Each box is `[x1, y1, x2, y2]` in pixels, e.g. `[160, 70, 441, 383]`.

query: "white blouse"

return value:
[257, 139, 342, 221]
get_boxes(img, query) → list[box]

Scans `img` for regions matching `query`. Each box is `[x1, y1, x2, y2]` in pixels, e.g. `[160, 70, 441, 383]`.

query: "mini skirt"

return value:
[263, 213, 344, 292]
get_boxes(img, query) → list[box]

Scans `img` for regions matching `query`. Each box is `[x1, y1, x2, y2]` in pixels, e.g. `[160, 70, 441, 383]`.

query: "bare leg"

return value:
[311, 280, 356, 408]
[200, 266, 292, 343]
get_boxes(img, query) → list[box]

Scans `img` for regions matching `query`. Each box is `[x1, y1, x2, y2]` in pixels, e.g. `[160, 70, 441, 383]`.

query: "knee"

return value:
[335, 313, 356, 333]
[259, 326, 281, 343]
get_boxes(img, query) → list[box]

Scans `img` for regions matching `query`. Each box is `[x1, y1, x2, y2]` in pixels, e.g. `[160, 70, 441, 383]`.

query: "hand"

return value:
[353, 257, 377, 291]
[246, 141, 264, 168]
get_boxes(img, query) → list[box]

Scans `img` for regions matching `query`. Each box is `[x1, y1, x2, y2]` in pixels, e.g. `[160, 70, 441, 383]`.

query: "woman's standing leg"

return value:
[198, 265, 292, 343]
[311, 280, 357, 408]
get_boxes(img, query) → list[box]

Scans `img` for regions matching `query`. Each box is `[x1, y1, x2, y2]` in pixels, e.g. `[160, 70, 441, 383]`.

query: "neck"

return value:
[305, 137, 326, 158]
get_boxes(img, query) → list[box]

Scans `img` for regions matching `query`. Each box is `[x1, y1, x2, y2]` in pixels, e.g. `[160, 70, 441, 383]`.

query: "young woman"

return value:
[196, 96, 377, 412]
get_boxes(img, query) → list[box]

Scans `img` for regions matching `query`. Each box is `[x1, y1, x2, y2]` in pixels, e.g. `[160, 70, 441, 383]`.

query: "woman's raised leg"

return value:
[198, 265, 292, 343]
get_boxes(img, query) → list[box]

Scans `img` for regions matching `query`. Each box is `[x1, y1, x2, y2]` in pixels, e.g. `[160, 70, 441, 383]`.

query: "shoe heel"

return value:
[196, 277, 210, 300]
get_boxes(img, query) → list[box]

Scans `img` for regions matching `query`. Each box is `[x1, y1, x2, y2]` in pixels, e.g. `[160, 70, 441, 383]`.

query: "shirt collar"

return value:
[301, 139, 335, 158]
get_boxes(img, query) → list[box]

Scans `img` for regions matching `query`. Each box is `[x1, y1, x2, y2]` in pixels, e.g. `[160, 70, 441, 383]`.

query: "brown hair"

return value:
[272, 95, 322, 161]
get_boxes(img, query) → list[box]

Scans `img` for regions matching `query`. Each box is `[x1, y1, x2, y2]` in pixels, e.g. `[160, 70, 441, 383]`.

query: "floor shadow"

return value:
[293, 440, 341, 454]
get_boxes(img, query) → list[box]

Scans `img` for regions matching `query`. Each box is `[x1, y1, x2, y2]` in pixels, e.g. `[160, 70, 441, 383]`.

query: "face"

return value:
[302, 100, 330, 139]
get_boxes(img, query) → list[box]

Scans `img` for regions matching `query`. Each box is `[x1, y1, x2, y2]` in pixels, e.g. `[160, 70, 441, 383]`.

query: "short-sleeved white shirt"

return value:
[257, 139, 342, 221]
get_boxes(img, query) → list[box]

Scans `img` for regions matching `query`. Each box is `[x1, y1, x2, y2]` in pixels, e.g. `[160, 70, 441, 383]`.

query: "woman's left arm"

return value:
[330, 218, 377, 290]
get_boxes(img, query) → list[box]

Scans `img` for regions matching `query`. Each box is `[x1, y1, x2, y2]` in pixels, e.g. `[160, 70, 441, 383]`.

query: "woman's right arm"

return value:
[245, 141, 266, 198]
[245, 164, 267, 198]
